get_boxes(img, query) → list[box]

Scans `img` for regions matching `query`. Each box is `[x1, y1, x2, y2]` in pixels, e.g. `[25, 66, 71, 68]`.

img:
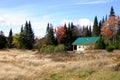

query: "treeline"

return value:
[0, 6, 120, 52]
[37, 17, 102, 52]
[0, 21, 34, 49]
[38, 6, 120, 52]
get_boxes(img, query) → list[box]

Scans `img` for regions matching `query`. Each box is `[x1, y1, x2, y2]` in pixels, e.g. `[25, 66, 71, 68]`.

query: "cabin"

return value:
[72, 37, 99, 51]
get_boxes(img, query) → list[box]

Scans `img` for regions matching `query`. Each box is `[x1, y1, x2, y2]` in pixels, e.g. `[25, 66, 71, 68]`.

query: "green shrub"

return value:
[54, 44, 65, 53]
[106, 45, 114, 52]
[40, 44, 66, 54]
[40, 45, 55, 54]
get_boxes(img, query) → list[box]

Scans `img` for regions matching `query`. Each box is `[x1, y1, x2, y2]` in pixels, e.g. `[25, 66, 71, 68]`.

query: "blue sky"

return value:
[0, 0, 120, 37]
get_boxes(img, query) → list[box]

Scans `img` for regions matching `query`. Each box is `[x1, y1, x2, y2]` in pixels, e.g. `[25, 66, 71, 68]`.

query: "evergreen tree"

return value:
[65, 22, 78, 50]
[46, 23, 50, 33]
[28, 21, 35, 49]
[21, 25, 24, 33]
[93, 16, 99, 36]
[115, 26, 120, 49]
[71, 22, 77, 41]
[105, 15, 108, 21]
[61, 23, 67, 45]
[23, 21, 29, 49]
[19, 25, 25, 48]
[102, 17, 105, 23]
[110, 6, 115, 16]
[89, 26, 92, 37]
[98, 20, 102, 35]
[84, 26, 89, 37]
[82, 26, 85, 37]
[19, 21, 35, 49]
[7, 29, 13, 48]
[96, 36, 106, 49]
[46, 24, 55, 45]
[0, 31, 7, 49]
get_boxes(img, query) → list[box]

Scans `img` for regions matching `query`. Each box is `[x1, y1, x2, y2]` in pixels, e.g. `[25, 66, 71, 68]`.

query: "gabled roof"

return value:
[72, 37, 99, 45]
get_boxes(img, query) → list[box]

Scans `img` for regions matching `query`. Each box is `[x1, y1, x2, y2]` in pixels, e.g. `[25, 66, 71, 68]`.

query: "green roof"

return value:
[72, 37, 99, 45]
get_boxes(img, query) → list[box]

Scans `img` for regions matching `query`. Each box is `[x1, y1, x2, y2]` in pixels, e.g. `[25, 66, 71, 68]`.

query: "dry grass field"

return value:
[0, 49, 120, 80]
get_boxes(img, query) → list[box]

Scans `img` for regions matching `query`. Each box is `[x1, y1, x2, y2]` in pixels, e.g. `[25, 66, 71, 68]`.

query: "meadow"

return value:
[0, 49, 120, 80]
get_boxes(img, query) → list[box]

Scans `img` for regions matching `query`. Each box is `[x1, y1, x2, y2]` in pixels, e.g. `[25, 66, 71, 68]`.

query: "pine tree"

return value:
[89, 26, 92, 37]
[28, 21, 35, 49]
[102, 17, 105, 23]
[93, 16, 99, 36]
[105, 15, 108, 21]
[46, 23, 50, 33]
[19, 25, 25, 48]
[98, 20, 102, 35]
[7, 29, 13, 48]
[96, 36, 106, 49]
[23, 21, 29, 49]
[19, 21, 35, 49]
[115, 25, 120, 49]
[21, 25, 24, 33]
[71, 22, 77, 41]
[46, 24, 55, 45]
[62, 23, 67, 45]
[84, 26, 89, 37]
[82, 26, 85, 37]
[0, 31, 7, 49]
[110, 6, 115, 17]
[64, 22, 72, 50]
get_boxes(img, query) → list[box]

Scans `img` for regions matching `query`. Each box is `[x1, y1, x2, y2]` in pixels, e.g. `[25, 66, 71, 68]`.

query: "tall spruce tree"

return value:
[28, 21, 35, 49]
[102, 17, 105, 23]
[19, 21, 35, 49]
[21, 25, 24, 32]
[84, 26, 89, 37]
[65, 22, 77, 50]
[46, 24, 55, 45]
[96, 35, 106, 49]
[7, 29, 13, 48]
[93, 16, 99, 36]
[19, 25, 25, 48]
[110, 6, 115, 16]
[62, 23, 67, 45]
[46, 23, 50, 33]
[115, 25, 120, 49]
[71, 22, 77, 41]
[98, 20, 102, 35]
[89, 26, 92, 37]
[105, 15, 108, 21]
[0, 31, 7, 49]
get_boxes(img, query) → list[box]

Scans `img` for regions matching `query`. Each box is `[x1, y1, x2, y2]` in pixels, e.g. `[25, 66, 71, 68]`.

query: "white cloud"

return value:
[78, 18, 93, 26]
[0, 7, 48, 37]
[61, 18, 93, 27]
[32, 20, 47, 37]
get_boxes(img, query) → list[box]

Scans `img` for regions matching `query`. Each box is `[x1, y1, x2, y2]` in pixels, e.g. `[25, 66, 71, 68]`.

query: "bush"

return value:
[106, 45, 114, 52]
[96, 38, 106, 49]
[40, 45, 55, 54]
[54, 44, 65, 53]
[40, 44, 65, 54]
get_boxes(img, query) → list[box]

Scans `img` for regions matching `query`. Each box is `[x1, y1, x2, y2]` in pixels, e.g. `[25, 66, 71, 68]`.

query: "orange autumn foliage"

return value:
[101, 16, 119, 39]
[54, 26, 66, 44]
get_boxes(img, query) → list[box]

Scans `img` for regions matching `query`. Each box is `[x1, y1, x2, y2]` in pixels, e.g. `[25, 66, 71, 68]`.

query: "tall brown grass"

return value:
[0, 49, 120, 80]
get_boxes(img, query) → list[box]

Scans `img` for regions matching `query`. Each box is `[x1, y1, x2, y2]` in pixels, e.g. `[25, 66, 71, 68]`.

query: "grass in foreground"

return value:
[0, 49, 120, 80]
